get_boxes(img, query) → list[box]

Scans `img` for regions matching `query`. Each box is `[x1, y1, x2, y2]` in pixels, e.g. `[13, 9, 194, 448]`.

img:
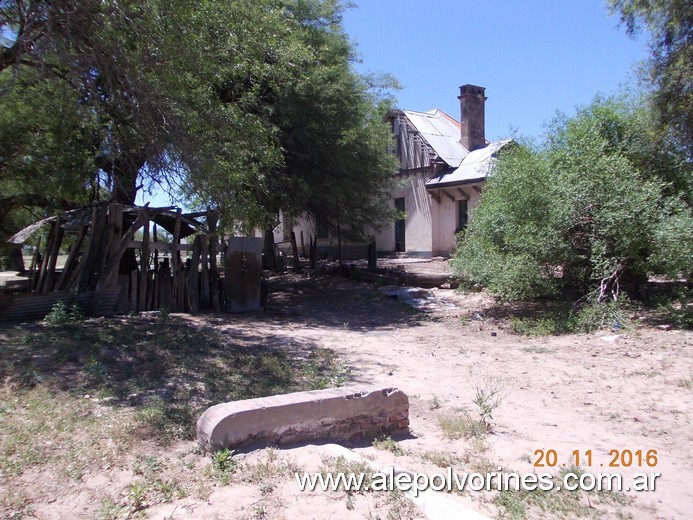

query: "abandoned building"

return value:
[277, 84, 512, 258]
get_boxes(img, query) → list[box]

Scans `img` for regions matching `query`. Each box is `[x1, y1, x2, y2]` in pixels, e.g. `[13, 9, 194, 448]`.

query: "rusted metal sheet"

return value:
[224, 237, 263, 313]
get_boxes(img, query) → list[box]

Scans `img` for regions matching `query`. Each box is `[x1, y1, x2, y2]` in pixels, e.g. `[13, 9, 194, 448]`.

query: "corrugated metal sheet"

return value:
[403, 109, 467, 167]
[426, 139, 512, 187]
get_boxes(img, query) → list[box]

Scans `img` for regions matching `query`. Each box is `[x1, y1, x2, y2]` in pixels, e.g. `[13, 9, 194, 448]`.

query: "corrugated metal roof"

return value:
[403, 109, 467, 167]
[426, 139, 513, 187]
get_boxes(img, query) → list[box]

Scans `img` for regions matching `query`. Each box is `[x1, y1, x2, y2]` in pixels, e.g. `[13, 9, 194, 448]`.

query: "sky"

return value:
[341, 0, 650, 141]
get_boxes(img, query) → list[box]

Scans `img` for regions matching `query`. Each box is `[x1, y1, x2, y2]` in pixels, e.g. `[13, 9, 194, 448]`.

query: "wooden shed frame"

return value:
[2, 203, 223, 320]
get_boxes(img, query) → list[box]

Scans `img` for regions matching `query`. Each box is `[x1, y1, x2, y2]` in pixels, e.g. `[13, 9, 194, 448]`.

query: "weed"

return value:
[97, 497, 128, 520]
[134, 398, 195, 444]
[421, 450, 458, 468]
[384, 488, 421, 519]
[44, 300, 83, 325]
[84, 355, 108, 383]
[675, 376, 693, 389]
[133, 455, 162, 478]
[428, 395, 441, 410]
[438, 411, 486, 439]
[319, 455, 373, 493]
[211, 448, 236, 484]
[0, 490, 33, 519]
[159, 307, 170, 322]
[126, 481, 148, 512]
[521, 346, 551, 354]
[470, 371, 506, 431]
[372, 436, 406, 456]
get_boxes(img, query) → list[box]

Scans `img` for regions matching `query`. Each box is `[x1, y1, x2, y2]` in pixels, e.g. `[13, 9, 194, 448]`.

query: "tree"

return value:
[451, 95, 692, 301]
[608, 0, 693, 155]
[180, 1, 399, 240]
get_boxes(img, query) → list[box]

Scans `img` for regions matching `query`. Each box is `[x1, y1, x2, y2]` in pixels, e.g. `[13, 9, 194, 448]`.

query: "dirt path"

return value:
[145, 273, 692, 520]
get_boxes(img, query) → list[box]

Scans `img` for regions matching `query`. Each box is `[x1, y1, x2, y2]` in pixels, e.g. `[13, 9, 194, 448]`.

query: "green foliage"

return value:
[608, 0, 693, 154]
[43, 301, 84, 326]
[2, 1, 398, 243]
[452, 95, 692, 302]
[511, 300, 631, 335]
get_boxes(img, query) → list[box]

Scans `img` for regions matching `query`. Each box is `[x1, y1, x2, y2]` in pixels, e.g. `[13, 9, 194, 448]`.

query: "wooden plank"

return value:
[56, 225, 88, 291]
[224, 237, 263, 312]
[35, 220, 56, 293]
[115, 274, 129, 313]
[207, 209, 221, 313]
[0, 291, 94, 323]
[138, 220, 150, 311]
[77, 207, 103, 292]
[129, 270, 137, 312]
[187, 235, 201, 313]
[92, 207, 150, 310]
[428, 190, 440, 204]
[127, 240, 192, 252]
[43, 217, 64, 294]
[28, 236, 41, 292]
[291, 231, 301, 272]
[170, 209, 182, 311]
[200, 234, 210, 309]
[473, 185, 482, 194]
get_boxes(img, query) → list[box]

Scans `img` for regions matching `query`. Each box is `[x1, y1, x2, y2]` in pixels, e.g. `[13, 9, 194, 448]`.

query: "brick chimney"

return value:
[458, 84, 487, 151]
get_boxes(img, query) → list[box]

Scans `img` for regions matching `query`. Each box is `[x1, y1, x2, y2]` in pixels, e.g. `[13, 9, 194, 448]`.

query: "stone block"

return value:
[197, 386, 409, 451]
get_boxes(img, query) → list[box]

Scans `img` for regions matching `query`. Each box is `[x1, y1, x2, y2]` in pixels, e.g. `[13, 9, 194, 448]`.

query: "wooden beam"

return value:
[127, 240, 193, 252]
[473, 185, 482, 194]
[441, 189, 456, 203]
[456, 188, 470, 200]
[429, 190, 440, 204]
[138, 219, 150, 311]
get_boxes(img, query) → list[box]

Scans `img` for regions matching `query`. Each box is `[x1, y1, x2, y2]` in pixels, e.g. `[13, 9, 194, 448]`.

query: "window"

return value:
[457, 200, 468, 232]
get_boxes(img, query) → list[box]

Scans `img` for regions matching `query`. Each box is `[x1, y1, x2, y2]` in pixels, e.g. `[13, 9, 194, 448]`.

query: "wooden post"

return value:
[200, 233, 210, 309]
[290, 231, 300, 272]
[207, 209, 221, 313]
[78, 207, 105, 292]
[153, 224, 159, 274]
[42, 217, 64, 294]
[187, 235, 201, 313]
[300, 230, 306, 258]
[309, 234, 317, 269]
[368, 236, 377, 272]
[29, 236, 41, 292]
[129, 270, 138, 312]
[92, 208, 149, 311]
[170, 209, 182, 309]
[336, 220, 343, 267]
[138, 219, 150, 311]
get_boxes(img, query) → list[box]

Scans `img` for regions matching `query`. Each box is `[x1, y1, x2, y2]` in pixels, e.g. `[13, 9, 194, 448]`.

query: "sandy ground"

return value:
[148, 268, 692, 520]
[5, 260, 692, 519]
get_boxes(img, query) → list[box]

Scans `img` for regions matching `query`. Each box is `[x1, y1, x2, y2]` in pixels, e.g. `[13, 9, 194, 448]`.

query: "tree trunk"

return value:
[263, 227, 276, 270]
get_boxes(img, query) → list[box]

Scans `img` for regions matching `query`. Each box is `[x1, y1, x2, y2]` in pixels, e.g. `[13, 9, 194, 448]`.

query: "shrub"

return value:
[452, 95, 691, 303]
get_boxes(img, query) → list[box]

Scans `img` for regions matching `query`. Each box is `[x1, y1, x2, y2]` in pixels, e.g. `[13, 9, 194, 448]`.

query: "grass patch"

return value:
[494, 474, 632, 519]
[0, 314, 347, 517]
[421, 450, 459, 468]
[438, 411, 487, 440]
[510, 300, 632, 336]
[372, 436, 406, 456]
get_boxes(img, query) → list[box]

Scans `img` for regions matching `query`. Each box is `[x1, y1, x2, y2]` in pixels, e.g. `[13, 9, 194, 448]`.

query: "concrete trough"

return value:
[197, 386, 409, 451]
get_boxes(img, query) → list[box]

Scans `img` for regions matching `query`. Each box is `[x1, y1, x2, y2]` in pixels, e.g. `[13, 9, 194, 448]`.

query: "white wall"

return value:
[431, 184, 483, 254]
[374, 171, 433, 256]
